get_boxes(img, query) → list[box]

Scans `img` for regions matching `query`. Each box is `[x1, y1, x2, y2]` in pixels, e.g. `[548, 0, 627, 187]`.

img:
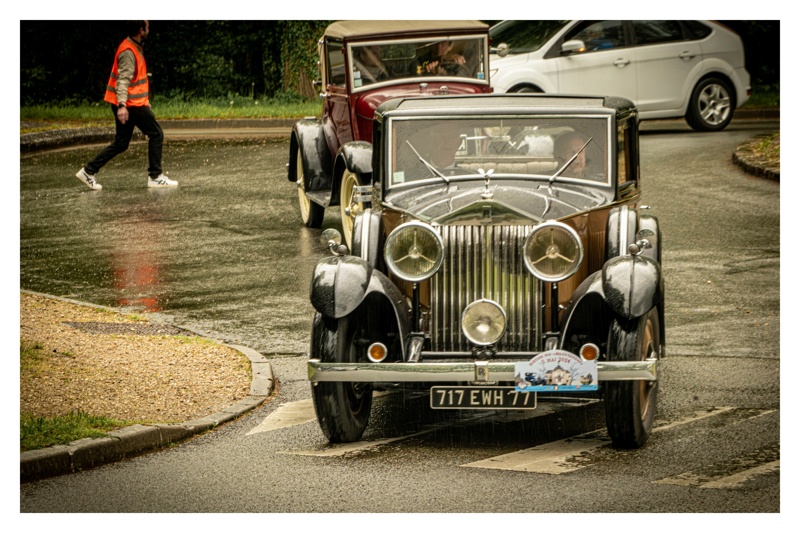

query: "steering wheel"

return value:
[439, 60, 471, 77]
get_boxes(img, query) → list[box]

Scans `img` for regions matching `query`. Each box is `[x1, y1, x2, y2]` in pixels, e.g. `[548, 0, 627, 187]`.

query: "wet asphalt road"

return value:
[21, 136, 331, 355]
[19, 118, 782, 514]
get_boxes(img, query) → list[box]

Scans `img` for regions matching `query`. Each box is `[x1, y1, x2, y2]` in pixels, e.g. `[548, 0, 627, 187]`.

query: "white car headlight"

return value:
[523, 221, 583, 282]
[384, 221, 444, 282]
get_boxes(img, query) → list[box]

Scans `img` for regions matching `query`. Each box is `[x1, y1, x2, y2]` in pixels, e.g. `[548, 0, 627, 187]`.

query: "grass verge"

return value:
[20, 410, 132, 452]
[20, 340, 136, 452]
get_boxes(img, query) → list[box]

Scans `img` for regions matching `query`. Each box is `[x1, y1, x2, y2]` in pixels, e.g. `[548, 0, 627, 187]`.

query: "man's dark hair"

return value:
[126, 20, 146, 38]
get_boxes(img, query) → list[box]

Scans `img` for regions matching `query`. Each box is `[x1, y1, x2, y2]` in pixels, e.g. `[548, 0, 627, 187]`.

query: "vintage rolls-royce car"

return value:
[288, 20, 492, 248]
[308, 93, 664, 449]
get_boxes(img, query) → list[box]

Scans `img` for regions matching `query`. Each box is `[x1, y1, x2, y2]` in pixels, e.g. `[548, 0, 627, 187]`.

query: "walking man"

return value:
[76, 20, 177, 190]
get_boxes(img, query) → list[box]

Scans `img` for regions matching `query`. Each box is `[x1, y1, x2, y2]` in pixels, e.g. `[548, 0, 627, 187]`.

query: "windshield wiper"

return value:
[405, 140, 449, 183]
[549, 137, 592, 184]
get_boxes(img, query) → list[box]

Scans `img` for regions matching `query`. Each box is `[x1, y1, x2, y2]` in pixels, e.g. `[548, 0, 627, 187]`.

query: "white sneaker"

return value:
[75, 168, 102, 190]
[148, 174, 178, 188]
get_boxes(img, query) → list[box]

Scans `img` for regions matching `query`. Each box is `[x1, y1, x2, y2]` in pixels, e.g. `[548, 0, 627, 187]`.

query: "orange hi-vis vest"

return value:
[104, 38, 149, 107]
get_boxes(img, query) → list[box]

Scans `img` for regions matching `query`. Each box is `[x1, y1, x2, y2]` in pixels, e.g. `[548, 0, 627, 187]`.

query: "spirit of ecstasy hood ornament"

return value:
[480, 168, 495, 200]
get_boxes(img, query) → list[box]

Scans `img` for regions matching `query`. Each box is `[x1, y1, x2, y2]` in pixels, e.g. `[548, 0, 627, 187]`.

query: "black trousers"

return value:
[85, 104, 163, 178]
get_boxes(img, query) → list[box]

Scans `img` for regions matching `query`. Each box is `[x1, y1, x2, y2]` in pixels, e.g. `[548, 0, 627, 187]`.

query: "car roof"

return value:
[376, 93, 634, 117]
[324, 20, 489, 40]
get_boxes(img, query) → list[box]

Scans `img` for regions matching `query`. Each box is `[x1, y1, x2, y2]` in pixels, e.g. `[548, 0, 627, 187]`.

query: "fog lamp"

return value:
[462, 299, 506, 346]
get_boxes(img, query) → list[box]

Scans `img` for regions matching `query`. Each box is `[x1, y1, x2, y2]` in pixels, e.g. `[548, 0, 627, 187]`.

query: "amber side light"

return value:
[368, 342, 388, 363]
[580, 343, 600, 361]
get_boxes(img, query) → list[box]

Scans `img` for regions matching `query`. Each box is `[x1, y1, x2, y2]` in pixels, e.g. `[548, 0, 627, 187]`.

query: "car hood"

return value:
[355, 82, 489, 120]
[383, 179, 611, 225]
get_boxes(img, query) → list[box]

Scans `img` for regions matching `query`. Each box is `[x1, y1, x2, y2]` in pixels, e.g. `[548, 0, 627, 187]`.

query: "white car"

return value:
[489, 20, 751, 131]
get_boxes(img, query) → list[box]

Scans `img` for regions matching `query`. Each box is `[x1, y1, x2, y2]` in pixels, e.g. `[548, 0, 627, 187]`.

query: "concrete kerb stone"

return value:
[19, 291, 275, 483]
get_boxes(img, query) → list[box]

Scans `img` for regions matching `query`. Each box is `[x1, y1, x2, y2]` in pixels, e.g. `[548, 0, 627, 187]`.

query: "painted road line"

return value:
[246, 399, 316, 435]
[699, 460, 780, 489]
[247, 392, 397, 436]
[282, 430, 435, 457]
[461, 433, 610, 474]
[652, 406, 735, 432]
[655, 460, 780, 489]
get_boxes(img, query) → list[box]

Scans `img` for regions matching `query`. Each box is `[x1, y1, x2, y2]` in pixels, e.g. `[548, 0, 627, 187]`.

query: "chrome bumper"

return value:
[308, 358, 658, 383]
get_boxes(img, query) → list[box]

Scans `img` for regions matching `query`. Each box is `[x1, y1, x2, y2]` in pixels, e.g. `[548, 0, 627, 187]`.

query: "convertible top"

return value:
[324, 20, 488, 40]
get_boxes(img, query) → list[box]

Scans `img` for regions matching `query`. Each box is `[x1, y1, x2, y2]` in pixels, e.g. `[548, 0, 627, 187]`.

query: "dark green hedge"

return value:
[20, 20, 778, 106]
[20, 20, 333, 105]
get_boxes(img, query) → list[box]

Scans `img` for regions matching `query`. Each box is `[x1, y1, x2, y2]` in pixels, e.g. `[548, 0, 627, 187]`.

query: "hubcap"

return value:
[699, 83, 731, 126]
[340, 172, 361, 247]
[296, 151, 311, 222]
[638, 318, 657, 422]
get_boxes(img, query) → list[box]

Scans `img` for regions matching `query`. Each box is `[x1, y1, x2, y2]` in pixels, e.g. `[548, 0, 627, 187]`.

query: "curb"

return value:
[19, 290, 274, 483]
[732, 133, 780, 182]
[20, 118, 295, 154]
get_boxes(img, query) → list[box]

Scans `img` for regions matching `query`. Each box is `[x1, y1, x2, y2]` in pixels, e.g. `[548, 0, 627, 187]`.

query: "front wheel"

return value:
[296, 148, 324, 228]
[604, 308, 660, 448]
[310, 313, 373, 443]
[685, 77, 734, 132]
[339, 169, 362, 249]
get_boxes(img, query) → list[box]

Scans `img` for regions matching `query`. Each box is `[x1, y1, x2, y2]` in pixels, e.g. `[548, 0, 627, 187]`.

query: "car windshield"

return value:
[388, 115, 610, 188]
[489, 20, 568, 54]
[349, 36, 487, 88]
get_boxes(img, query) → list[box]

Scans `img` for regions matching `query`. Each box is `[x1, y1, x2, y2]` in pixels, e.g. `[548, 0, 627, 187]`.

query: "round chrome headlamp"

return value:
[523, 221, 584, 282]
[462, 299, 507, 346]
[384, 221, 444, 282]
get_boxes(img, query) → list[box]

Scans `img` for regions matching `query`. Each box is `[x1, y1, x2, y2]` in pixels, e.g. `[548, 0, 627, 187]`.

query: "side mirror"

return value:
[561, 39, 586, 55]
[495, 43, 509, 58]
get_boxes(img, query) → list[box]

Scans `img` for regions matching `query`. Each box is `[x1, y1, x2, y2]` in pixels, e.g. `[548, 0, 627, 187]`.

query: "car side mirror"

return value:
[495, 43, 509, 58]
[561, 39, 586, 55]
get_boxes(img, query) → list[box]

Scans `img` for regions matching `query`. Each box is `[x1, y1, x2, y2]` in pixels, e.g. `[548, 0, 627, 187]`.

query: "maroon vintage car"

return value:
[287, 20, 492, 247]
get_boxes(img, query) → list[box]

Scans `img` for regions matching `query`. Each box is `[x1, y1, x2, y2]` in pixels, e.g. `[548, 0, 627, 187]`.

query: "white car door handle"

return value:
[679, 51, 696, 60]
[613, 58, 631, 67]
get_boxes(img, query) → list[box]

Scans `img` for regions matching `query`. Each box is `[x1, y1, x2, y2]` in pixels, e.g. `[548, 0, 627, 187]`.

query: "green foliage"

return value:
[20, 21, 778, 106]
[743, 84, 780, 108]
[20, 410, 131, 452]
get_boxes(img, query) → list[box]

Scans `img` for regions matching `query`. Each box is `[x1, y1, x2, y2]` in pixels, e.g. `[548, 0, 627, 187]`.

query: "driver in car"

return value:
[419, 40, 466, 75]
[554, 131, 595, 179]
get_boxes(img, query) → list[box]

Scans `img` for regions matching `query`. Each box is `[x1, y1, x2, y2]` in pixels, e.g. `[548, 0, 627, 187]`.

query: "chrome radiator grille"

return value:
[430, 225, 542, 352]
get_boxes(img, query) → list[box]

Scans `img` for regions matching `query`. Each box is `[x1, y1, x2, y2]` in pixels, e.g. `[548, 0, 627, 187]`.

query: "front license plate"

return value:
[430, 386, 537, 410]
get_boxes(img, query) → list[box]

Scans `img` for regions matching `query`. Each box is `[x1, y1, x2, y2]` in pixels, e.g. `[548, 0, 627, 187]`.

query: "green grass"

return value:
[20, 410, 132, 452]
[20, 340, 137, 452]
[21, 94, 321, 131]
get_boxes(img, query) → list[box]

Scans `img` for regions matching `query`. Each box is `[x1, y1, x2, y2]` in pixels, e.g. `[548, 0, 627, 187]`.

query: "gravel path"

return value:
[20, 292, 252, 423]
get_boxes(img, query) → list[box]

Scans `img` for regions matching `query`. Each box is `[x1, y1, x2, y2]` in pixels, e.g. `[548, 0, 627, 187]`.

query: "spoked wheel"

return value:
[310, 313, 373, 443]
[339, 169, 362, 249]
[685, 77, 734, 132]
[604, 308, 661, 448]
[296, 148, 323, 228]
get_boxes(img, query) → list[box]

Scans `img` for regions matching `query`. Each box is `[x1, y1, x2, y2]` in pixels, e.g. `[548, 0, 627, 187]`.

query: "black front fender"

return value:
[310, 255, 410, 347]
[602, 255, 663, 320]
[332, 141, 373, 205]
[289, 119, 333, 191]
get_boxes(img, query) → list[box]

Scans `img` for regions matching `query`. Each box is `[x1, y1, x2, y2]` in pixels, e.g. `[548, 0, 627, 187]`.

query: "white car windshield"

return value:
[489, 20, 568, 54]
[388, 116, 611, 188]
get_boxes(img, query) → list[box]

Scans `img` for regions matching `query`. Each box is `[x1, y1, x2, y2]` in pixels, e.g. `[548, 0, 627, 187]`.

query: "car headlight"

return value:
[523, 221, 583, 282]
[462, 299, 506, 346]
[384, 221, 444, 282]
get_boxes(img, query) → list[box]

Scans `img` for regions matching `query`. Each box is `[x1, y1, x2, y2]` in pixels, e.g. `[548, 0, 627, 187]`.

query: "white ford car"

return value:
[489, 20, 750, 131]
